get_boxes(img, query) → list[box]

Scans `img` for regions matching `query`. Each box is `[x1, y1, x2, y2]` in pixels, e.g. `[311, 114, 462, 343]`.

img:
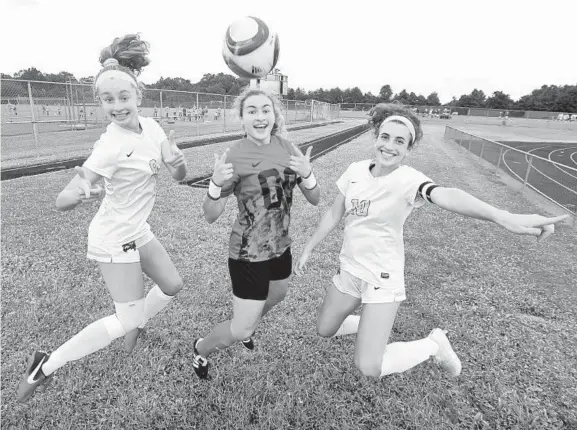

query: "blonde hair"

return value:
[233, 86, 287, 138]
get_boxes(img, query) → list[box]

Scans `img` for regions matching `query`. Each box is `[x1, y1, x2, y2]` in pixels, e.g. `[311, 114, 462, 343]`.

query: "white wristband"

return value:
[207, 179, 222, 200]
[302, 171, 317, 190]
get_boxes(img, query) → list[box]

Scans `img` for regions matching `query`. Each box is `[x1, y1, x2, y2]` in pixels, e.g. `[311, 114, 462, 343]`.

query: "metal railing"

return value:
[444, 126, 577, 215]
[0, 79, 340, 168]
[339, 103, 576, 129]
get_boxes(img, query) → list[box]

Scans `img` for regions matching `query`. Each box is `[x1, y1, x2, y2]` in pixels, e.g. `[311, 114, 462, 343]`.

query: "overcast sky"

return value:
[2, 0, 576, 103]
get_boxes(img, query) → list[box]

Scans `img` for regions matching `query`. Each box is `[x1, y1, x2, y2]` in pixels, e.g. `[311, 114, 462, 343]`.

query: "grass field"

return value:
[2, 123, 577, 429]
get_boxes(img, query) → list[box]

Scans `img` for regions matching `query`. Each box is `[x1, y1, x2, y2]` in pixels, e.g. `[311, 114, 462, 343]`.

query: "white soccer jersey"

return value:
[336, 160, 434, 289]
[84, 116, 166, 246]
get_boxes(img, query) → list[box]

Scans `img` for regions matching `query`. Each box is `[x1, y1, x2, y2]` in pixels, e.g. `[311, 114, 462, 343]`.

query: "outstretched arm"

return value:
[430, 187, 568, 242]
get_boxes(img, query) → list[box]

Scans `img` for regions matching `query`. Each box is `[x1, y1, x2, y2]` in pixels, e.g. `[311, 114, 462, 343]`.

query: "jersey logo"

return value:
[350, 199, 371, 216]
[126, 150, 135, 158]
[252, 161, 263, 167]
[149, 159, 160, 175]
[381, 272, 390, 279]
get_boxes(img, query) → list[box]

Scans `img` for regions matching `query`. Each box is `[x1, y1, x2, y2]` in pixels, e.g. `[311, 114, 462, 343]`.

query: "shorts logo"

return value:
[380, 272, 389, 279]
[122, 241, 137, 252]
[350, 199, 371, 216]
[252, 160, 263, 167]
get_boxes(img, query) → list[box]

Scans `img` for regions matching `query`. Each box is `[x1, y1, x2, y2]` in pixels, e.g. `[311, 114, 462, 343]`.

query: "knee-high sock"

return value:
[139, 285, 174, 329]
[41, 315, 125, 376]
[332, 315, 360, 337]
[380, 338, 439, 376]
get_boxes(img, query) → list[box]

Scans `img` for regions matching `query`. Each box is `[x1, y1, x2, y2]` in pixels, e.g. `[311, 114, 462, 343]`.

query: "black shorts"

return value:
[228, 247, 292, 300]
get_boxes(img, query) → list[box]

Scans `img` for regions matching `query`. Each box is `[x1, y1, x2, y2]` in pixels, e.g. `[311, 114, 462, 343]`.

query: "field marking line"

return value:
[570, 151, 577, 166]
[548, 147, 577, 180]
[525, 147, 577, 194]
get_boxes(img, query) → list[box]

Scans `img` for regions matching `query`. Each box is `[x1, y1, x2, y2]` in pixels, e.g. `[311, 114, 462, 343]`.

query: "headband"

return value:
[95, 58, 137, 88]
[382, 115, 416, 144]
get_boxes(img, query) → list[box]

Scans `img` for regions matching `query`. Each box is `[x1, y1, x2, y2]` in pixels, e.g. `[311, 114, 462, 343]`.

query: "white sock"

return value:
[332, 315, 360, 337]
[380, 338, 439, 376]
[139, 285, 174, 329]
[41, 315, 124, 376]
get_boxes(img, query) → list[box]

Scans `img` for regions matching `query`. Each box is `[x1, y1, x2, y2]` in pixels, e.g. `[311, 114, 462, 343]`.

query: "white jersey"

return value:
[84, 116, 166, 246]
[336, 160, 433, 289]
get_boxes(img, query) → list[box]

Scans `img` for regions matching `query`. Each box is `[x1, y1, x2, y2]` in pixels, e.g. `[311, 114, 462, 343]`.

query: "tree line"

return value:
[2, 67, 576, 112]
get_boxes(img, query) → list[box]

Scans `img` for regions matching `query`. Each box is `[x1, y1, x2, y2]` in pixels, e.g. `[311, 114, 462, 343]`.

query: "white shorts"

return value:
[332, 269, 406, 304]
[87, 230, 155, 264]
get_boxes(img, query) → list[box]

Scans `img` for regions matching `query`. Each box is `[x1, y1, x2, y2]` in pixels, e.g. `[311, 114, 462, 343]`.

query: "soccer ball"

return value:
[222, 16, 280, 79]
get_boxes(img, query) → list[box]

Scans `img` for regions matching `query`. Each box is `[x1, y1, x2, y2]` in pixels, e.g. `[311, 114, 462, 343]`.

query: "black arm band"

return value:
[417, 181, 439, 203]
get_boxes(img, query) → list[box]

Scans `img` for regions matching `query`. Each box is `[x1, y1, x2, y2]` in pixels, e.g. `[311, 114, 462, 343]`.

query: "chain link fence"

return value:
[444, 126, 577, 215]
[339, 102, 577, 130]
[1, 79, 340, 168]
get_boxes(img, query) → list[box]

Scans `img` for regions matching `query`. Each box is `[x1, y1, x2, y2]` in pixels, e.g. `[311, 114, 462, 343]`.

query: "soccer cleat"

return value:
[242, 337, 255, 350]
[192, 338, 209, 379]
[17, 351, 51, 403]
[428, 329, 462, 377]
[124, 328, 143, 354]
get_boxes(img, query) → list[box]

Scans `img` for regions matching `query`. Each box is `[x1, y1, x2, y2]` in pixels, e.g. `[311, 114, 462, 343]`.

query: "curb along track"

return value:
[181, 123, 368, 188]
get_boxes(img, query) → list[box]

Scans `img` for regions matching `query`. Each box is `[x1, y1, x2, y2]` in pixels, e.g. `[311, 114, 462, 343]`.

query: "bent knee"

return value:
[114, 299, 145, 334]
[115, 312, 144, 334]
[316, 322, 337, 338]
[230, 324, 255, 342]
[354, 358, 382, 378]
[162, 276, 183, 296]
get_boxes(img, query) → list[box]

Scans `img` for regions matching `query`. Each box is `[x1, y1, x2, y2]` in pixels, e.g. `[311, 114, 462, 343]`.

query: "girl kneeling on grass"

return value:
[191, 87, 321, 379]
[17, 34, 188, 402]
[295, 103, 567, 379]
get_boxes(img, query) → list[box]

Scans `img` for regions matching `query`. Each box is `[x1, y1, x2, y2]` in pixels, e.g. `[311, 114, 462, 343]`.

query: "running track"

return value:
[481, 141, 577, 213]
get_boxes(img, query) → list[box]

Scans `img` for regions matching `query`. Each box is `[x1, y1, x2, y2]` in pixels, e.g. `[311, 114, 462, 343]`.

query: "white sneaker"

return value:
[428, 329, 461, 377]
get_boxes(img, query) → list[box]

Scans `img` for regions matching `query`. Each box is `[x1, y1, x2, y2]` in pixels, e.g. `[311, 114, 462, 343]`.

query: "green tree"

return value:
[326, 87, 344, 104]
[379, 84, 393, 102]
[554, 85, 577, 112]
[426, 92, 440, 106]
[14, 67, 45, 81]
[408, 92, 420, 105]
[456, 89, 486, 107]
[44, 71, 77, 83]
[294, 87, 307, 100]
[393, 89, 410, 104]
[485, 91, 514, 109]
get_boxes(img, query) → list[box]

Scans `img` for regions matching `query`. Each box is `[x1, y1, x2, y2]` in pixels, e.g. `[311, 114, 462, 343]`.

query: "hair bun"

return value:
[99, 34, 150, 75]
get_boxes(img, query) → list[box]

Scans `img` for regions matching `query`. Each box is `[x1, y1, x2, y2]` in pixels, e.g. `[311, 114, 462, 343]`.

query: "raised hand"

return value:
[289, 143, 313, 178]
[163, 130, 185, 169]
[74, 166, 102, 202]
[212, 149, 233, 186]
[497, 213, 569, 242]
